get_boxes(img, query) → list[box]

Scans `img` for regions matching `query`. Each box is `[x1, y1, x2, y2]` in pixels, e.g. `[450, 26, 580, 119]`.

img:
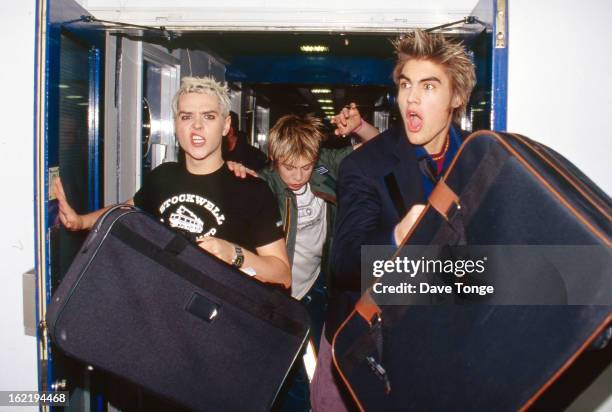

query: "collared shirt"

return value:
[414, 125, 463, 198]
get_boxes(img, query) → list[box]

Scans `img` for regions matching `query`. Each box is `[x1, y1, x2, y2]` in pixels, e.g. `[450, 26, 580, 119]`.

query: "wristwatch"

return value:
[231, 245, 244, 268]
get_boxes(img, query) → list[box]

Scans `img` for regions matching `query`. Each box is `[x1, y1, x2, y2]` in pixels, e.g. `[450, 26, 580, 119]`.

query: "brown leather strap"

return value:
[429, 178, 459, 221]
[355, 291, 381, 326]
[312, 190, 337, 205]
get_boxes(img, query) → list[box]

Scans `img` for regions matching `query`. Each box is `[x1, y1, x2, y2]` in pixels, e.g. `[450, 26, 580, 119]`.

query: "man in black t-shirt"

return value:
[54, 76, 290, 288]
[133, 161, 280, 252]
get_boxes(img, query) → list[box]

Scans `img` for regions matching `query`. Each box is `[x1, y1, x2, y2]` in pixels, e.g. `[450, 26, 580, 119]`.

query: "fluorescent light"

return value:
[317, 99, 332, 103]
[311, 88, 331, 94]
[58, 84, 69, 89]
[321, 106, 334, 110]
[300, 45, 329, 53]
[66, 95, 83, 99]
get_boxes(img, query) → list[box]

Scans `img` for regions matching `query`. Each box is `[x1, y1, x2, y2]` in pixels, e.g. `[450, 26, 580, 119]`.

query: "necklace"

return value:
[292, 183, 308, 196]
[430, 135, 450, 161]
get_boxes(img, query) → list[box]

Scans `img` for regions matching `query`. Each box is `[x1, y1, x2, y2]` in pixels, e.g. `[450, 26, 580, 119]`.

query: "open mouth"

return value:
[406, 111, 423, 133]
[191, 134, 206, 145]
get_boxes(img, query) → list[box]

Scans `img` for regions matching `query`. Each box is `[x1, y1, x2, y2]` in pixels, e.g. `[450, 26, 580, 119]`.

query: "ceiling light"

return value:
[311, 88, 331, 94]
[321, 106, 334, 110]
[318, 99, 332, 104]
[66, 95, 83, 99]
[300, 45, 329, 53]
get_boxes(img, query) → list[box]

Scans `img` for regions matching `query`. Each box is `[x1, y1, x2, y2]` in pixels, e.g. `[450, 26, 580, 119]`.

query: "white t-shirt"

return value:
[291, 183, 327, 299]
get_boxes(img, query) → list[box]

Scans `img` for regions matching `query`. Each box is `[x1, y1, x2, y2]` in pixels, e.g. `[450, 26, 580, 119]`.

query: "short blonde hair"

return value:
[172, 76, 231, 118]
[392, 30, 476, 123]
[268, 115, 325, 165]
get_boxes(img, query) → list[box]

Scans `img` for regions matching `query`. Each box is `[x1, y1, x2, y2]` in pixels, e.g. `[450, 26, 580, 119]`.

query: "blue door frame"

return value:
[34, 0, 105, 405]
[471, 0, 508, 131]
[32, 0, 509, 407]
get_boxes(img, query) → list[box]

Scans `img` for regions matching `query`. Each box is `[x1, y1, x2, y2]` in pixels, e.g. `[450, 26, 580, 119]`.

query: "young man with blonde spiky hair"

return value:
[54, 76, 291, 288]
[312, 29, 477, 410]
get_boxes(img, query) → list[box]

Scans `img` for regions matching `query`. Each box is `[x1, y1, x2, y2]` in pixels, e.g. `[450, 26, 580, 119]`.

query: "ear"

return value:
[222, 114, 231, 136]
[451, 93, 462, 109]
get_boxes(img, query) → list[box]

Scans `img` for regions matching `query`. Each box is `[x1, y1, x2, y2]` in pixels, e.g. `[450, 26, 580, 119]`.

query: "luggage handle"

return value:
[81, 204, 135, 254]
[429, 179, 461, 222]
[429, 179, 466, 245]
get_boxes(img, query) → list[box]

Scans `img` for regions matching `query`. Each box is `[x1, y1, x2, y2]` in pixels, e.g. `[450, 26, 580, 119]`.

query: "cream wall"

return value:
[507, 0, 612, 195]
[0, 1, 39, 408]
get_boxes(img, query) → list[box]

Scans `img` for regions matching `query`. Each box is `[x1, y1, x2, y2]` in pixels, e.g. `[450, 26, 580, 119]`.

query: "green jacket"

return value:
[258, 146, 352, 282]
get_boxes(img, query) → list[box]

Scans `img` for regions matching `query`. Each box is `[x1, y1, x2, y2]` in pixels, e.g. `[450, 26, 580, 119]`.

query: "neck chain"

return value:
[292, 183, 308, 196]
[430, 135, 450, 161]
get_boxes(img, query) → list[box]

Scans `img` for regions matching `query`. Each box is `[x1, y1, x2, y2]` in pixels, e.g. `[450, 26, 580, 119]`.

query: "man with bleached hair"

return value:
[55, 76, 291, 288]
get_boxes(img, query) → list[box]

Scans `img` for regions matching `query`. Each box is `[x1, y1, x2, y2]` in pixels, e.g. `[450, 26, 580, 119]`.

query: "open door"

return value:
[35, 0, 106, 409]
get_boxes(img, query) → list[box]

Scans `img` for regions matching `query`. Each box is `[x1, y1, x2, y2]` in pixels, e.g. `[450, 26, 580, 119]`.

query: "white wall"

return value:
[507, 0, 612, 195]
[0, 0, 40, 404]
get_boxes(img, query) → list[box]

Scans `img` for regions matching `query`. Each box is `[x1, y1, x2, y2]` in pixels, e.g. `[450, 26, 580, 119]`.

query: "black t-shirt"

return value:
[133, 162, 283, 252]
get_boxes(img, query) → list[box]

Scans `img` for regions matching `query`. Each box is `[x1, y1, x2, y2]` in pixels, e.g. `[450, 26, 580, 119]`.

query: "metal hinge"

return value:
[496, 0, 507, 48]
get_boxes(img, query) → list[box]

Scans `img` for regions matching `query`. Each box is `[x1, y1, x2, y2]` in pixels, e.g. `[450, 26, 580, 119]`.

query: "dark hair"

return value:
[229, 111, 240, 131]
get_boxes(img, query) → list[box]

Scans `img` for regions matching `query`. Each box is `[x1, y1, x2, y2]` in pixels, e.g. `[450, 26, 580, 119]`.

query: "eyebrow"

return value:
[419, 76, 441, 84]
[178, 110, 219, 115]
[282, 161, 315, 168]
[398, 74, 442, 84]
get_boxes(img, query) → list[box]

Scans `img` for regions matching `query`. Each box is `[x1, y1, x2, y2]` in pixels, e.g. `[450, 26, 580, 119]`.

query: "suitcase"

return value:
[332, 131, 612, 411]
[46, 205, 310, 412]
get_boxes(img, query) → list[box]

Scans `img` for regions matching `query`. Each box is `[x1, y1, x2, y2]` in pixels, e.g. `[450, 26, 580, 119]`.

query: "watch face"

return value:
[233, 246, 244, 268]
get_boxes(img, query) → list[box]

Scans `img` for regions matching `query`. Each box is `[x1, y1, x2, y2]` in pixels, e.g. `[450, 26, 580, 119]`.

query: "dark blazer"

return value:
[326, 124, 470, 338]
[326, 126, 426, 338]
[331, 126, 426, 289]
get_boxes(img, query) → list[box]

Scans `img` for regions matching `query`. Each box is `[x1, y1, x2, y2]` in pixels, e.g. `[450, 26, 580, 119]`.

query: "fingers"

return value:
[227, 161, 250, 178]
[332, 102, 359, 137]
[53, 176, 67, 202]
[57, 211, 69, 228]
[407, 204, 426, 217]
[52, 177, 82, 230]
[394, 204, 426, 244]
[58, 209, 78, 230]
[404, 204, 426, 231]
